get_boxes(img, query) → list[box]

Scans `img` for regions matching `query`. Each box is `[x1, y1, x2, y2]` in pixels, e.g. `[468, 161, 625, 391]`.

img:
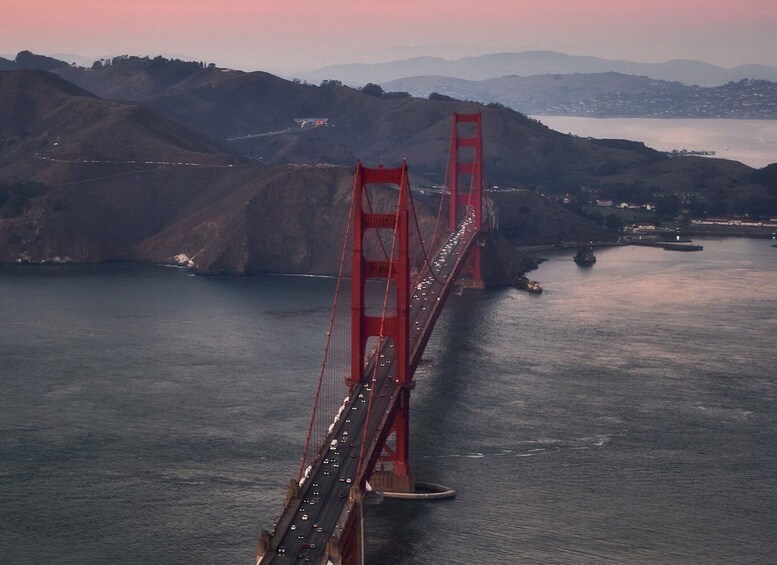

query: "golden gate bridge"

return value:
[256, 112, 488, 564]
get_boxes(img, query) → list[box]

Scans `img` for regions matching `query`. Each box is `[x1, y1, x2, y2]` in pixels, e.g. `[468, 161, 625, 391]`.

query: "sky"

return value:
[2, 0, 777, 73]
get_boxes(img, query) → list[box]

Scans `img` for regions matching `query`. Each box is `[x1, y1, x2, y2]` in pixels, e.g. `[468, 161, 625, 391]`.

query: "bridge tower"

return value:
[448, 112, 485, 289]
[350, 162, 414, 493]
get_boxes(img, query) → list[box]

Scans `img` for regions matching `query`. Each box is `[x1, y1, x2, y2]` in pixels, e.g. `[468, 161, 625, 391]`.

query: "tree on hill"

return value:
[14, 50, 68, 71]
[605, 213, 624, 232]
[729, 194, 777, 217]
[429, 92, 455, 101]
[88, 55, 207, 85]
[655, 195, 680, 218]
[361, 83, 385, 97]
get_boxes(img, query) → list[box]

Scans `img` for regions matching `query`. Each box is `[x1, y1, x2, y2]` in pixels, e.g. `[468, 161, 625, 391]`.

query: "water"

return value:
[2, 238, 776, 564]
[534, 116, 777, 169]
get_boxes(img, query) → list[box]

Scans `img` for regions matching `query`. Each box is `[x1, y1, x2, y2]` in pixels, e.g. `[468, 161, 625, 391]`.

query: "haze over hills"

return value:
[9, 49, 777, 118]
[296, 51, 777, 88]
[10, 48, 777, 88]
[2, 57, 776, 276]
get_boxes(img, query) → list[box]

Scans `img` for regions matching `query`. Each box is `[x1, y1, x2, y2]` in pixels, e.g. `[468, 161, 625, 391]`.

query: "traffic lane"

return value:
[277, 368, 397, 561]
[281, 382, 395, 563]
[271, 380, 372, 561]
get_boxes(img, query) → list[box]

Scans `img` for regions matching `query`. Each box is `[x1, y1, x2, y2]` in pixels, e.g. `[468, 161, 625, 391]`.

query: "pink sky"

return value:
[2, 0, 776, 72]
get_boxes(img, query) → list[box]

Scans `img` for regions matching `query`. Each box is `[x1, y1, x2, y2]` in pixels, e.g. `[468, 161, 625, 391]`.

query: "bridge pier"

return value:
[368, 467, 414, 493]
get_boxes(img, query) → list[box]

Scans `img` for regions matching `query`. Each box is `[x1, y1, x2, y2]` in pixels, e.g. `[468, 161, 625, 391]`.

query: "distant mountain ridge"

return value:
[381, 73, 777, 119]
[296, 51, 777, 87]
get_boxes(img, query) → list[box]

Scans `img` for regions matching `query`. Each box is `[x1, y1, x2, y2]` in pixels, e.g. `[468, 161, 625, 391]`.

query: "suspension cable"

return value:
[428, 142, 452, 257]
[408, 143, 451, 288]
[298, 188, 355, 481]
[408, 189, 445, 286]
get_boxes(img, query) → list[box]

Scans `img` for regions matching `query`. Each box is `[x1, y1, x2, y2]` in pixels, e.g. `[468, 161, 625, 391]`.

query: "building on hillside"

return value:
[294, 118, 329, 128]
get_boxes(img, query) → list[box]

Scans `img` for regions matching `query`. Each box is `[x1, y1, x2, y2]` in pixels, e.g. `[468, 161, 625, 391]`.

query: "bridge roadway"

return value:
[262, 212, 478, 564]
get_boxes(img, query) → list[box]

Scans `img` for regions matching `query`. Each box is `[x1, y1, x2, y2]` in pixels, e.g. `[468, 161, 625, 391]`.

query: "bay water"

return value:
[1, 237, 776, 564]
[534, 116, 777, 169]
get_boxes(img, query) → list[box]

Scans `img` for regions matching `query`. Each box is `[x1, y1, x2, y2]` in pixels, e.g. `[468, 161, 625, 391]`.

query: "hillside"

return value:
[49, 58, 772, 214]
[490, 189, 616, 244]
[0, 69, 240, 267]
[2, 63, 774, 279]
[0, 69, 538, 280]
[0, 70, 233, 172]
[50, 60, 746, 186]
[0, 70, 324, 271]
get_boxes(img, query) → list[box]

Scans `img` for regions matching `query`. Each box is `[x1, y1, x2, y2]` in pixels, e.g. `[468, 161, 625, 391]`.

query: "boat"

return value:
[631, 241, 703, 251]
[574, 244, 596, 265]
[518, 276, 543, 294]
[662, 243, 703, 252]
[526, 280, 543, 294]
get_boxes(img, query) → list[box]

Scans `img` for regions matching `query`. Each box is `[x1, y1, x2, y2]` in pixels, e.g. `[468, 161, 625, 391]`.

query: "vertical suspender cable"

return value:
[298, 191, 355, 481]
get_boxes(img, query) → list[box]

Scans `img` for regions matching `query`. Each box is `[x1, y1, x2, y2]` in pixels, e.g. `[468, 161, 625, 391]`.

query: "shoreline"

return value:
[681, 226, 777, 238]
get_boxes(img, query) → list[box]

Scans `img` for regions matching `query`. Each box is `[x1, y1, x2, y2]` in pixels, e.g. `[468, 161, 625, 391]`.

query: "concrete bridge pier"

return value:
[368, 467, 414, 493]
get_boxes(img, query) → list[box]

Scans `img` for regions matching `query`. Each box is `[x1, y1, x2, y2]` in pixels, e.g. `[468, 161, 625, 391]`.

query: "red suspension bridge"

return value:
[256, 112, 489, 565]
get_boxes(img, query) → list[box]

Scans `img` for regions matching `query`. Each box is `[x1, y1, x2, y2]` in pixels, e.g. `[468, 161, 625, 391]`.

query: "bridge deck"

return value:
[262, 212, 478, 564]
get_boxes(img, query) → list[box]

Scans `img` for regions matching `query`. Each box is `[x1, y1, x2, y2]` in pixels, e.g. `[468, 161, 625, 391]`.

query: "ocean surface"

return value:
[533, 116, 777, 169]
[1, 237, 776, 564]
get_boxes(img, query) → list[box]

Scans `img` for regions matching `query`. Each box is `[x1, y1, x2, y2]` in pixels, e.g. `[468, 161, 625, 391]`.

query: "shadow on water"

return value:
[365, 499, 436, 565]
[364, 289, 497, 564]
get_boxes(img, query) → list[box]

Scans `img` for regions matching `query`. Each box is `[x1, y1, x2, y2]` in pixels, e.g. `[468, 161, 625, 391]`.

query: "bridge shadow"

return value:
[413, 289, 498, 448]
[364, 499, 434, 564]
[364, 289, 499, 563]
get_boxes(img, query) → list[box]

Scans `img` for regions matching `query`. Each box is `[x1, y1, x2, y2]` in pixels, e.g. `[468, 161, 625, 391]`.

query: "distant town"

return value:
[541, 79, 777, 119]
